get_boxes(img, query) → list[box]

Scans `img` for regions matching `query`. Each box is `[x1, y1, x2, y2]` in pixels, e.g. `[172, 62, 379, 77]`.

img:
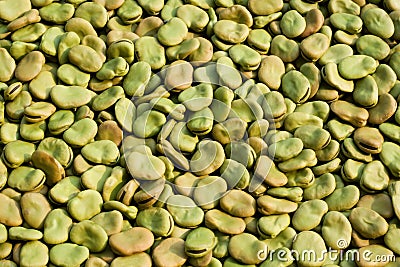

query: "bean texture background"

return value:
[1, 0, 400, 267]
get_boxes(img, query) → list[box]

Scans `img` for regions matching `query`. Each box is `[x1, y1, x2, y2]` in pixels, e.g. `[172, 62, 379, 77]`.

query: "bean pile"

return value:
[1, 0, 400, 266]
